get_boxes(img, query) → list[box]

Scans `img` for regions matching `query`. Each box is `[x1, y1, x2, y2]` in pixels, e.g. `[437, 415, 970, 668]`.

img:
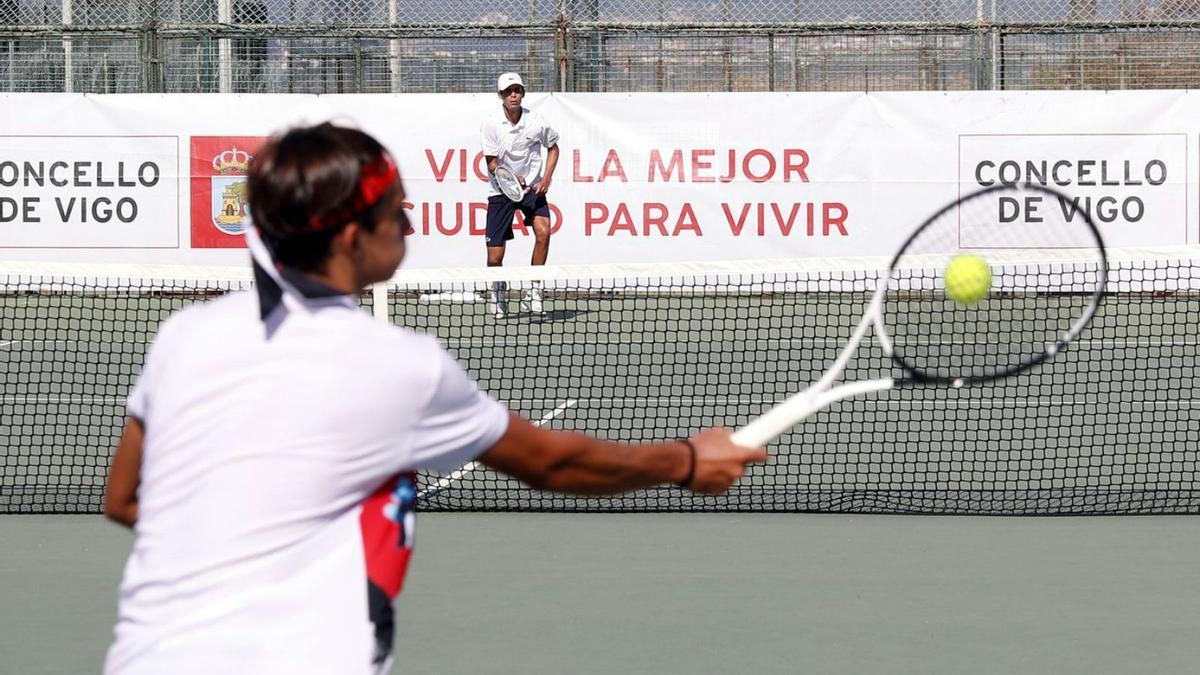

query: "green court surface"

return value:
[2, 269, 1198, 672]
[3, 513, 1200, 674]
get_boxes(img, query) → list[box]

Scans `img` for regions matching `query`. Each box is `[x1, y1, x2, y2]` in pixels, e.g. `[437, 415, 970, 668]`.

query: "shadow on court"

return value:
[520, 308, 592, 322]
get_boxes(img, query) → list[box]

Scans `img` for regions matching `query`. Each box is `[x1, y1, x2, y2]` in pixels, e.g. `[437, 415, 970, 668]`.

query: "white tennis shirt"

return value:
[104, 289, 509, 675]
[480, 106, 559, 197]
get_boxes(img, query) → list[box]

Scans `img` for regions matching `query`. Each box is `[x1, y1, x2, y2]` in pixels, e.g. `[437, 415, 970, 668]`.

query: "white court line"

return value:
[7, 338, 1197, 347]
[2, 397, 126, 404]
[496, 397, 1200, 408]
[438, 338, 1200, 347]
[3, 396, 1199, 408]
[0, 340, 150, 346]
[418, 398, 579, 499]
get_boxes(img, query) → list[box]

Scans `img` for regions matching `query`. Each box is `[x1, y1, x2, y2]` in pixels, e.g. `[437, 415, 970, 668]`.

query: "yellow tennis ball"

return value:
[944, 254, 992, 305]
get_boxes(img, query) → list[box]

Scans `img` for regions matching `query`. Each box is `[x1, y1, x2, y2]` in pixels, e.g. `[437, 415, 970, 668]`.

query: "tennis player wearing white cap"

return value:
[102, 123, 765, 675]
[480, 71, 559, 316]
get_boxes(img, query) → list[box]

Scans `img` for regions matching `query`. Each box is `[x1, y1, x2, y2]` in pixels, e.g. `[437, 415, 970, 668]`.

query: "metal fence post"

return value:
[556, 4, 570, 92]
[991, 27, 1001, 90]
[353, 40, 363, 93]
[768, 34, 776, 92]
[141, 0, 163, 92]
[218, 0, 231, 93]
[140, 27, 161, 92]
[555, 26, 564, 91]
[62, 0, 73, 93]
[565, 0, 597, 92]
[722, 0, 732, 91]
[388, 0, 401, 92]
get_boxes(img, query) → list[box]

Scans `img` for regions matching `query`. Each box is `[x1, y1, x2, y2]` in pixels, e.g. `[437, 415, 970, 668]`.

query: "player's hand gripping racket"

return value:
[493, 166, 529, 202]
[731, 183, 1109, 448]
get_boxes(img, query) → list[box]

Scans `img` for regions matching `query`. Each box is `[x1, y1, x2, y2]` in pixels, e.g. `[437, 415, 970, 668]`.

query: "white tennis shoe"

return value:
[521, 286, 544, 314]
[488, 281, 508, 319]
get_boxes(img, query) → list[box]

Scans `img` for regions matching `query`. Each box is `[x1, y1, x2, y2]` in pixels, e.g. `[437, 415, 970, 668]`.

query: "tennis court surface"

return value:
[4, 513, 1200, 675]
[2, 251, 1199, 674]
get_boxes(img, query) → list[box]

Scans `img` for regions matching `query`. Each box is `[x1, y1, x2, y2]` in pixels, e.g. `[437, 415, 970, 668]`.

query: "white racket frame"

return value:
[732, 183, 1110, 448]
[493, 166, 528, 202]
[731, 280, 896, 448]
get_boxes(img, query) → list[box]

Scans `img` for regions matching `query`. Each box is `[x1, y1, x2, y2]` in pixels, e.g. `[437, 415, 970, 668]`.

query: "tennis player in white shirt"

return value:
[480, 72, 559, 316]
[102, 123, 765, 675]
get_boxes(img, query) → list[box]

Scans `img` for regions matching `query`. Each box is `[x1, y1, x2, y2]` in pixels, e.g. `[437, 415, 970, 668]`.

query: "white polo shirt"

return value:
[480, 106, 559, 197]
[104, 289, 509, 675]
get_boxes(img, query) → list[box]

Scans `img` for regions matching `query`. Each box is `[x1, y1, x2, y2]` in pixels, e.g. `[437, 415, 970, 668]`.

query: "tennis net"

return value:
[2, 250, 1198, 514]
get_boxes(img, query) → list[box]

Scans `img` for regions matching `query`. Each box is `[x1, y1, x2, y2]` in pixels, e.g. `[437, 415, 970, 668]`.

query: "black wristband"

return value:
[677, 439, 697, 488]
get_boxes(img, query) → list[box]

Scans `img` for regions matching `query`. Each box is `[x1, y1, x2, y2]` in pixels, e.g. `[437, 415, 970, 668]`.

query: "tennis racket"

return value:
[493, 166, 529, 202]
[731, 183, 1109, 448]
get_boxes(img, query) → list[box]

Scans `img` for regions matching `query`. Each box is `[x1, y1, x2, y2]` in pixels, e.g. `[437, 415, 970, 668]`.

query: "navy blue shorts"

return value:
[485, 192, 550, 247]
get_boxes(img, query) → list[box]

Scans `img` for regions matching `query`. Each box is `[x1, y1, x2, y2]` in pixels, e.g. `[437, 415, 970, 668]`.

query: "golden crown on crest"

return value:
[212, 147, 252, 174]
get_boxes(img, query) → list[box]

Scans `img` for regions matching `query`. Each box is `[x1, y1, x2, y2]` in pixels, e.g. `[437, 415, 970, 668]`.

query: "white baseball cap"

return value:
[497, 72, 525, 92]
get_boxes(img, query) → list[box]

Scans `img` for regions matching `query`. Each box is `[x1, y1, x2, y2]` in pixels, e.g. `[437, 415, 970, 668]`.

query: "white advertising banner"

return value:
[957, 133, 1188, 248]
[0, 134, 179, 248]
[0, 90, 1196, 267]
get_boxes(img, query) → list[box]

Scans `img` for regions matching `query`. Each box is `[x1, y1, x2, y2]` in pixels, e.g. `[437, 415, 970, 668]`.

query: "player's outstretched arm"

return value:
[479, 414, 767, 495]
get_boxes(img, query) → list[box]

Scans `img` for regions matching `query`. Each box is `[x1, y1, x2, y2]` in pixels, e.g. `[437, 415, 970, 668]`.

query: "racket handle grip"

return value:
[731, 392, 821, 448]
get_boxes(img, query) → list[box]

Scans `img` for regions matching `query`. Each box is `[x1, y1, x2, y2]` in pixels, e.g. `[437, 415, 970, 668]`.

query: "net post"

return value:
[371, 282, 389, 323]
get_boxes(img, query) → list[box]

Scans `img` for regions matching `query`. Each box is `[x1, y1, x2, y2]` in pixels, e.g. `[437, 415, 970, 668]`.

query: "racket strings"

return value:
[882, 185, 1106, 382]
[494, 167, 526, 201]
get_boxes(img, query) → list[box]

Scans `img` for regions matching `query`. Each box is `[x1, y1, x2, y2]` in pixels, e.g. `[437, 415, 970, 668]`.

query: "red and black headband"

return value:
[305, 152, 400, 233]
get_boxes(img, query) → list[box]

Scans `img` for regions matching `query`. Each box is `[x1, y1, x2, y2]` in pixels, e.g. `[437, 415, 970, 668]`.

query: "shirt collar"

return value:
[499, 106, 527, 128]
[247, 226, 357, 336]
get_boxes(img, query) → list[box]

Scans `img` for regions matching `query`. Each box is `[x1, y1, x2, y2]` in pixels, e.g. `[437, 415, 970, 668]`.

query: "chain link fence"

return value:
[2, 1, 1200, 92]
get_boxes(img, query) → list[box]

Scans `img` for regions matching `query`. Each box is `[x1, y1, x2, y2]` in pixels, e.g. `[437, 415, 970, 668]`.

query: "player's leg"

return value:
[486, 244, 508, 318]
[522, 195, 552, 313]
[485, 196, 516, 318]
[486, 244, 506, 267]
[529, 195, 552, 266]
[530, 215, 551, 265]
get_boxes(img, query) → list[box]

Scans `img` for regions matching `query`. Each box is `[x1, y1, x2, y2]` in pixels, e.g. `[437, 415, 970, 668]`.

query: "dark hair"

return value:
[247, 123, 394, 271]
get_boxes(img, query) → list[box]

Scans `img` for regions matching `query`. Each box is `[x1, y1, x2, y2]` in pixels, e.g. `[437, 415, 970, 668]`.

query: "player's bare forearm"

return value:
[485, 155, 499, 173]
[536, 145, 559, 195]
[480, 415, 686, 494]
[543, 144, 559, 180]
[479, 414, 766, 495]
[104, 417, 144, 528]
